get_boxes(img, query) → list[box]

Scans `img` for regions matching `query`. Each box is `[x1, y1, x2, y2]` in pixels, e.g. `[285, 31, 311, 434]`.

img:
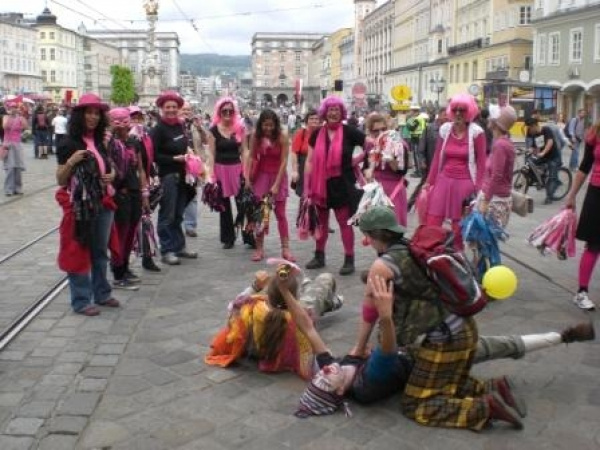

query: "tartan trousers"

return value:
[401, 317, 490, 430]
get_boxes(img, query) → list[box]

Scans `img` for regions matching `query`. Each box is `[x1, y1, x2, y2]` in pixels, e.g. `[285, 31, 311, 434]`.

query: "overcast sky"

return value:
[11, 1, 382, 55]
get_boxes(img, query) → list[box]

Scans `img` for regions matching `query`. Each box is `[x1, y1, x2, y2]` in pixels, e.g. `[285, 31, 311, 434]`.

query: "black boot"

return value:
[306, 251, 325, 269]
[142, 257, 161, 272]
[339, 255, 355, 276]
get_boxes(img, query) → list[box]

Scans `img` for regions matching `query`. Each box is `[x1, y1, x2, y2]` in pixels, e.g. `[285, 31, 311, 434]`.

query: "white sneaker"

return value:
[573, 291, 596, 311]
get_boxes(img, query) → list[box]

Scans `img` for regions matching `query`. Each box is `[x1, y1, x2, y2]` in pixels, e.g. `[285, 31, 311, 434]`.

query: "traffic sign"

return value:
[391, 85, 411, 102]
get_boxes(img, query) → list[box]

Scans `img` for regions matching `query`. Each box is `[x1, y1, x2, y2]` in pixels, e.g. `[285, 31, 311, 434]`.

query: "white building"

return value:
[340, 33, 355, 105]
[35, 8, 84, 104]
[363, 0, 395, 103]
[80, 32, 121, 102]
[0, 14, 42, 96]
[84, 28, 180, 91]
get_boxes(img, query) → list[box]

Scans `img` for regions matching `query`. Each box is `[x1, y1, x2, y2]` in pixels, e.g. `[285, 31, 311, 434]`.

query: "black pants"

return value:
[220, 198, 236, 245]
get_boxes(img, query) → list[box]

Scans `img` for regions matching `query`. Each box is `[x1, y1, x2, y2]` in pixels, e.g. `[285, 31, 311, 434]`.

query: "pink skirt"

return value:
[253, 171, 289, 202]
[376, 175, 407, 227]
[427, 173, 476, 220]
[214, 163, 242, 198]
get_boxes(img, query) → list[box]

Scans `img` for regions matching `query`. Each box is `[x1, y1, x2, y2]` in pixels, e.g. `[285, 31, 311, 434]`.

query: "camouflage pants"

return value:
[298, 273, 340, 317]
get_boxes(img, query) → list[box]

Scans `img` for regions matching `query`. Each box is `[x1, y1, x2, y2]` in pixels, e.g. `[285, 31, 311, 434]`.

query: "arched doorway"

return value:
[276, 93, 289, 106]
[262, 93, 273, 106]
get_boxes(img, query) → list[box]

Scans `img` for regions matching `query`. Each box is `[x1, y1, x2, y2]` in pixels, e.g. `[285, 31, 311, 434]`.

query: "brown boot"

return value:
[487, 393, 524, 430]
[561, 322, 595, 343]
[491, 376, 527, 418]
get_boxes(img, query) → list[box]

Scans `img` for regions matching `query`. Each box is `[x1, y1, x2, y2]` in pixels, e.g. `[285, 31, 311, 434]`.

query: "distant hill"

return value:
[181, 53, 251, 77]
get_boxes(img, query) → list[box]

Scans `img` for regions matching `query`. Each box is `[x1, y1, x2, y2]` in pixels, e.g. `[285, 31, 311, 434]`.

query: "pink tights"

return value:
[316, 206, 354, 256]
[425, 214, 463, 251]
[579, 248, 599, 291]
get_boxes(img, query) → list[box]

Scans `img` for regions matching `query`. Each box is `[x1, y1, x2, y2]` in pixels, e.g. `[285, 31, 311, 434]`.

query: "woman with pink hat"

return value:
[423, 93, 487, 250]
[477, 106, 517, 229]
[206, 97, 247, 249]
[55, 93, 120, 316]
[2, 101, 29, 196]
[151, 91, 197, 265]
[304, 96, 366, 275]
[107, 107, 147, 289]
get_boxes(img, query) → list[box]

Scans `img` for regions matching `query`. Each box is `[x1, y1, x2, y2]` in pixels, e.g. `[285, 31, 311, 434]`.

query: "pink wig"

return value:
[446, 93, 479, 123]
[318, 96, 348, 122]
[211, 96, 244, 143]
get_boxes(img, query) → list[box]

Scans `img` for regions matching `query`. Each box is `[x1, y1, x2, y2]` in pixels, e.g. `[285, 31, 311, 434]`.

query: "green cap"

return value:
[359, 206, 406, 235]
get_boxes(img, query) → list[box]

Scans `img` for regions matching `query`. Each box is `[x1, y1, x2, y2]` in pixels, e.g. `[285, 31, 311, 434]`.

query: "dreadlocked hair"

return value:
[258, 276, 299, 362]
[69, 157, 104, 246]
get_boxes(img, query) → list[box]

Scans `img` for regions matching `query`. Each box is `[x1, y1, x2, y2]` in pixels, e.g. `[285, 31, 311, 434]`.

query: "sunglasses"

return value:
[369, 127, 386, 136]
[220, 109, 234, 116]
[452, 107, 467, 113]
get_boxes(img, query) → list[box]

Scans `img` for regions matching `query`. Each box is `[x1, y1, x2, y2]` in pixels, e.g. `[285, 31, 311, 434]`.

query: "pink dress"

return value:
[374, 164, 407, 227]
[252, 138, 288, 202]
[426, 129, 486, 220]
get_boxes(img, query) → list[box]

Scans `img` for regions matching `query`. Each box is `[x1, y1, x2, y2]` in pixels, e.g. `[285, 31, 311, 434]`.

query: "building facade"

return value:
[329, 27, 353, 95]
[84, 28, 180, 91]
[35, 8, 83, 103]
[353, 0, 378, 82]
[532, 0, 600, 121]
[0, 15, 42, 96]
[81, 34, 121, 102]
[251, 32, 324, 107]
[363, 0, 394, 104]
[339, 33, 356, 105]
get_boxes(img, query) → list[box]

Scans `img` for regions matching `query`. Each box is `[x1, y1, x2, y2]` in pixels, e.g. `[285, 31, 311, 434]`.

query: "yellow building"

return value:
[446, 0, 534, 102]
[329, 27, 353, 94]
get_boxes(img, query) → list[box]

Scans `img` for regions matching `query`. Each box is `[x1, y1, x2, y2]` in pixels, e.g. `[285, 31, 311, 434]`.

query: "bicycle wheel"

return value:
[512, 169, 529, 194]
[552, 167, 572, 201]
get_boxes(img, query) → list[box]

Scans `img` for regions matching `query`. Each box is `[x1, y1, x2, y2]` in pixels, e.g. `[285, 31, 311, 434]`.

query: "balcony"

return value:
[447, 37, 489, 56]
[485, 69, 509, 81]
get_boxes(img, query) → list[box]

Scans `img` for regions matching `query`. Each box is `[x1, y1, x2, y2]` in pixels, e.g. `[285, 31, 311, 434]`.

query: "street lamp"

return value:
[429, 75, 446, 104]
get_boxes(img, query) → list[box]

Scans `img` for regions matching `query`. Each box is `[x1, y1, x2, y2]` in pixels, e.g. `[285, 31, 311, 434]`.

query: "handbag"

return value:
[511, 190, 533, 217]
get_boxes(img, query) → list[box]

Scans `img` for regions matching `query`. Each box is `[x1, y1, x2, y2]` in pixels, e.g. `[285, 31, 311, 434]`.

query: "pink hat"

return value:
[491, 106, 517, 133]
[156, 91, 184, 108]
[74, 93, 109, 111]
[109, 107, 131, 128]
[129, 105, 144, 116]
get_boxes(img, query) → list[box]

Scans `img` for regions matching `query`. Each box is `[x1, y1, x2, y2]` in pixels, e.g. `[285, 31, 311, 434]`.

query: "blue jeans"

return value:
[67, 208, 114, 312]
[545, 158, 561, 201]
[157, 172, 187, 254]
[183, 194, 198, 231]
[569, 140, 582, 170]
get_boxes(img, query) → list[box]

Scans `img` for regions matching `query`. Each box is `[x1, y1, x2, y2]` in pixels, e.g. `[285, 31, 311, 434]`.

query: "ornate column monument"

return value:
[139, 0, 163, 106]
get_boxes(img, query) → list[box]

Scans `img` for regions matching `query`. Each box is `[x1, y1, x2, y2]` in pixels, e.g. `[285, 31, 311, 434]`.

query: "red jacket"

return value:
[56, 187, 91, 274]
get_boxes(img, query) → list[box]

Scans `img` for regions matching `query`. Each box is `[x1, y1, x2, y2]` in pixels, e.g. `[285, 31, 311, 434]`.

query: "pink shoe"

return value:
[251, 249, 264, 262]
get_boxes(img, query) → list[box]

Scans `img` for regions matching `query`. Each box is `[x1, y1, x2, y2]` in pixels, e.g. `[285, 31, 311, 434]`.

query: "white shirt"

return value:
[52, 115, 68, 135]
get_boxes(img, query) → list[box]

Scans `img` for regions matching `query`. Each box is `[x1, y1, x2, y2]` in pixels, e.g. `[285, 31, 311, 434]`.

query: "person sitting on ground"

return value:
[204, 266, 344, 379]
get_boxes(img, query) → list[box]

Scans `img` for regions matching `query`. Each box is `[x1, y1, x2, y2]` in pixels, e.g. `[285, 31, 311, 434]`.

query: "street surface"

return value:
[0, 143, 598, 449]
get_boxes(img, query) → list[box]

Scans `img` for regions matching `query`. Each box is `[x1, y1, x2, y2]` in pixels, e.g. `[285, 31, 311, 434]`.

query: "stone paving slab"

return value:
[0, 146, 597, 448]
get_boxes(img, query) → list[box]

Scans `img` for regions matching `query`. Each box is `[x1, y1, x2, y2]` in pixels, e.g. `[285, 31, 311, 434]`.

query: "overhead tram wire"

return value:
[49, 0, 113, 30]
[72, 0, 133, 30]
[169, 0, 217, 53]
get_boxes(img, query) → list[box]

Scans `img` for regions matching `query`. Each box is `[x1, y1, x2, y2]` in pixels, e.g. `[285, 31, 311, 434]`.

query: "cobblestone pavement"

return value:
[0, 145, 598, 449]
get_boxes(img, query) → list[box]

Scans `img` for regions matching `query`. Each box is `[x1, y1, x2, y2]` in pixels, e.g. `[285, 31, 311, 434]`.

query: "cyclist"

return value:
[526, 118, 561, 205]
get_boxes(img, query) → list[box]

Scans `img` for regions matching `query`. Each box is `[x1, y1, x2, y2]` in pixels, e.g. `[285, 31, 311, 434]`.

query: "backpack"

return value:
[407, 225, 488, 317]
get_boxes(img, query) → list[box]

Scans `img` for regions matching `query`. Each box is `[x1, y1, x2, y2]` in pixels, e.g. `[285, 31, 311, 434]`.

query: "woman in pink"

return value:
[305, 96, 366, 275]
[207, 97, 247, 249]
[364, 113, 409, 227]
[424, 94, 487, 250]
[565, 119, 600, 311]
[2, 101, 29, 196]
[246, 109, 294, 262]
[477, 106, 517, 229]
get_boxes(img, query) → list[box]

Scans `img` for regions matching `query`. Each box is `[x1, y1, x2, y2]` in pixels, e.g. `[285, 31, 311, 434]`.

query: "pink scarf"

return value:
[83, 133, 115, 197]
[308, 123, 343, 207]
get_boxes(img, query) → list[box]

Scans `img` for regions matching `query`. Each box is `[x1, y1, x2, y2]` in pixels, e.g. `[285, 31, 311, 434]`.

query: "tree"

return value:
[110, 66, 136, 105]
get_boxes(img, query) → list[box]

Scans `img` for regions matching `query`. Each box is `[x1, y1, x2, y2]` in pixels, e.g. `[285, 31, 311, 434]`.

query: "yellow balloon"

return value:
[482, 265, 518, 300]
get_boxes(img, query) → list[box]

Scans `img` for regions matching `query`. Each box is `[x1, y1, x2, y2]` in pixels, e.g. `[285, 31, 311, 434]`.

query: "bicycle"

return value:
[512, 148, 572, 201]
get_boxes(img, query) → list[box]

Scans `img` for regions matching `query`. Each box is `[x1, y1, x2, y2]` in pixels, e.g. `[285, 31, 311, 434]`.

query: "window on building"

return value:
[50, 48, 55, 61]
[437, 39, 442, 54]
[549, 32, 560, 64]
[519, 6, 531, 25]
[295, 51, 301, 62]
[49, 32, 55, 40]
[463, 62, 469, 82]
[41, 70, 46, 82]
[295, 66, 301, 76]
[40, 32, 46, 39]
[570, 28, 583, 63]
[41, 48, 46, 60]
[472, 60, 478, 80]
[50, 70, 56, 82]
[449, 64, 453, 83]
[524, 55, 532, 70]
[537, 34, 546, 65]
[279, 79, 286, 87]
[280, 52, 285, 61]
[595, 24, 600, 61]
[455, 64, 459, 82]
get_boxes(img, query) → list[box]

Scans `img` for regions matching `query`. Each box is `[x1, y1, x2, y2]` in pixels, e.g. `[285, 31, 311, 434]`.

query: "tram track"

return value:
[0, 225, 66, 351]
